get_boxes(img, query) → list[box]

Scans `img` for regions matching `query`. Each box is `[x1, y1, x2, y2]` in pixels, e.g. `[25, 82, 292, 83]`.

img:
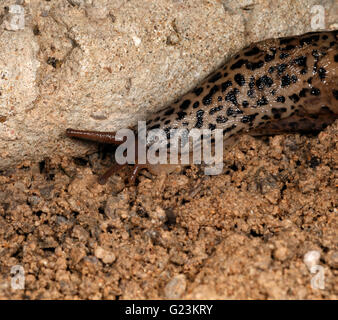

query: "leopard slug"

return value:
[67, 30, 338, 184]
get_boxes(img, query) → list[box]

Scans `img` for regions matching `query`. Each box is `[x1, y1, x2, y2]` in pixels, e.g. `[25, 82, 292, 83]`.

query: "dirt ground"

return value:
[0, 121, 337, 300]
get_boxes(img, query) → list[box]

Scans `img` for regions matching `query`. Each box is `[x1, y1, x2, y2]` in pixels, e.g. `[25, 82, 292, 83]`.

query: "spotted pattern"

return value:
[145, 30, 337, 151]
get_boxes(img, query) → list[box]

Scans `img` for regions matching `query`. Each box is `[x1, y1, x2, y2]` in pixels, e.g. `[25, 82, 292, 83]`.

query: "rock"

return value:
[0, 0, 336, 169]
[273, 246, 289, 261]
[164, 274, 187, 299]
[94, 246, 116, 264]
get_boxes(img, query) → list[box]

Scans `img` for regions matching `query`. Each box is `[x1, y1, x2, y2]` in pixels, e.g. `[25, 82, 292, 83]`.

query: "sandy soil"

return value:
[0, 121, 337, 299]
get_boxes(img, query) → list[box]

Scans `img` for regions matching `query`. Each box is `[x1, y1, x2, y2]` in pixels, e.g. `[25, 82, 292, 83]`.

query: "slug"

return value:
[66, 30, 338, 184]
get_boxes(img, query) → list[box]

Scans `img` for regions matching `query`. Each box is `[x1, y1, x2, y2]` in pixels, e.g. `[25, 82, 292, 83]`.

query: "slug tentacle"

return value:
[66, 128, 124, 144]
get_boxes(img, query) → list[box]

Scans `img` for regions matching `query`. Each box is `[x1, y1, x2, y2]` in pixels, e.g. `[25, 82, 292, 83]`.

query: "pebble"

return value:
[164, 274, 186, 299]
[273, 246, 289, 261]
[94, 246, 116, 264]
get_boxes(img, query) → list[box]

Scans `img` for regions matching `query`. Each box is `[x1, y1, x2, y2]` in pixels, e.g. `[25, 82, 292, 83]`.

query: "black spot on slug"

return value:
[193, 87, 203, 96]
[209, 105, 224, 115]
[256, 75, 273, 90]
[279, 52, 289, 59]
[208, 72, 222, 83]
[202, 85, 219, 106]
[223, 124, 237, 135]
[289, 94, 300, 103]
[320, 106, 331, 113]
[312, 50, 319, 59]
[180, 99, 191, 110]
[271, 111, 281, 119]
[276, 63, 287, 75]
[242, 100, 249, 108]
[310, 88, 320, 96]
[226, 106, 243, 117]
[194, 110, 205, 128]
[281, 74, 291, 87]
[234, 73, 245, 86]
[293, 56, 307, 68]
[241, 113, 258, 123]
[244, 46, 261, 56]
[264, 48, 276, 62]
[318, 67, 326, 80]
[225, 89, 240, 106]
[299, 88, 309, 97]
[216, 115, 228, 123]
[291, 75, 298, 83]
[163, 127, 171, 139]
[247, 89, 255, 98]
[193, 101, 200, 109]
[280, 44, 295, 51]
[279, 37, 293, 45]
[300, 35, 320, 46]
[247, 76, 254, 88]
[208, 123, 216, 131]
[164, 108, 175, 116]
[256, 96, 268, 106]
[246, 60, 264, 70]
[176, 111, 187, 120]
[230, 59, 248, 70]
[221, 80, 232, 92]
[271, 107, 287, 118]
[276, 96, 285, 103]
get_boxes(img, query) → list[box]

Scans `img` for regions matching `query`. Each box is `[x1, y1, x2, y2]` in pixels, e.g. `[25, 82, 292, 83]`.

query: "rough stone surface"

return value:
[0, 0, 337, 168]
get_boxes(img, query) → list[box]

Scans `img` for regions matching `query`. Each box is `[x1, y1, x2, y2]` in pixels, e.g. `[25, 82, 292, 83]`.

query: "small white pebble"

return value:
[304, 250, 321, 270]
[94, 246, 116, 264]
[164, 274, 186, 299]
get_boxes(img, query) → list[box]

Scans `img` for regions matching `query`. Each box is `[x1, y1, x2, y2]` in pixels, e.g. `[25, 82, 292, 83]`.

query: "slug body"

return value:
[67, 30, 338, 184]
